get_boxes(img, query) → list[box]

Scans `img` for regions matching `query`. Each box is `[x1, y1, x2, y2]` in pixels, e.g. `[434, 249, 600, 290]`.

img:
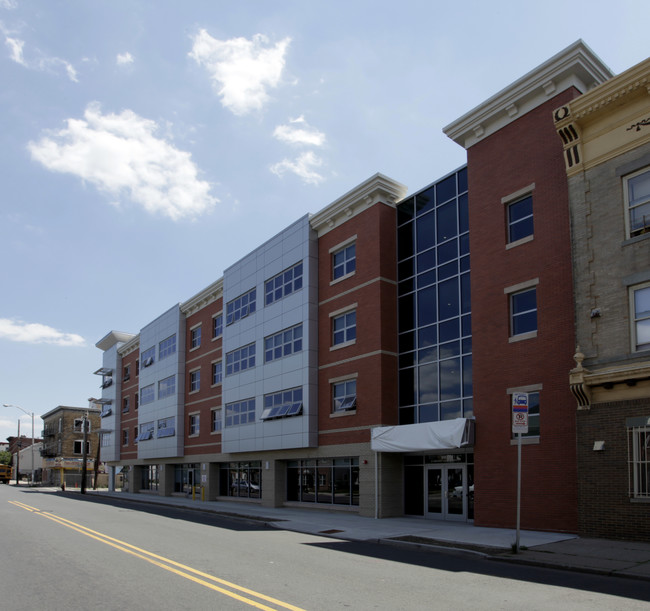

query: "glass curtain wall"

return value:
[396, 167, 473, 425]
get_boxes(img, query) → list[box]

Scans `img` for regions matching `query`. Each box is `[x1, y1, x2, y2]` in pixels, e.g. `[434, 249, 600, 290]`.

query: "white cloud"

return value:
[0, 0, 17, 9]
[5, 35, 24, 64]
[189, 30, 291, 115]
[273, 116, 326, 147]
[0, 319, 85, 347]
[116, 52, 134, 66]
[27, 103, 217, 221]
[270, 151, 325, 185]
[2, 26, 78, 81]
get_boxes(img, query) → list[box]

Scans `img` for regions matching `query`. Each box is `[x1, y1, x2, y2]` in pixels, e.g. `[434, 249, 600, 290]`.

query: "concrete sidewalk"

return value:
[67, 488, 650, 582]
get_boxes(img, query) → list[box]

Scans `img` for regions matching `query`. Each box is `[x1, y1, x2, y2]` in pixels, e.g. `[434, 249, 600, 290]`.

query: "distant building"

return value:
[41, 405, 102, 488]
[555, 56, 650, 540]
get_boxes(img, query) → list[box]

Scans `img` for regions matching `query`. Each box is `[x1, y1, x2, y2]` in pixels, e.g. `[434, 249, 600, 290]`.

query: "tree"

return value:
[0, 450, 12, 465]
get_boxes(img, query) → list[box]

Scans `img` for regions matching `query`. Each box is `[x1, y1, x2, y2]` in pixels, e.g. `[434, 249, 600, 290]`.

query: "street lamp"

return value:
[3, 404, 35, 485]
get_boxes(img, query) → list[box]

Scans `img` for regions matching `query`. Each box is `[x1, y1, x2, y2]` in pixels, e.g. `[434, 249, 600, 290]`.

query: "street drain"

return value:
[319, 529, 344, 534]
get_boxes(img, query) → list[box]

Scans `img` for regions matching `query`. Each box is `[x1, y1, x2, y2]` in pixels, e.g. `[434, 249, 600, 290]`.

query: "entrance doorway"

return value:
[425, 464, 467, 520]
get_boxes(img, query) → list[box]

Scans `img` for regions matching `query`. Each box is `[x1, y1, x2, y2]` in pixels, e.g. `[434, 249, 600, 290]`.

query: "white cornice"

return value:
[309, 173, 407, 237]
[443, 40, 613, 150]
[118, 334, 140, 357]
[95, 331, 137, 352]
[180, 277, 223, 316]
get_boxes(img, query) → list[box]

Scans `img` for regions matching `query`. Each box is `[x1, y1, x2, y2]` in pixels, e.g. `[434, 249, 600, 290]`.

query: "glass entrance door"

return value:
[426, 465, 466, 520]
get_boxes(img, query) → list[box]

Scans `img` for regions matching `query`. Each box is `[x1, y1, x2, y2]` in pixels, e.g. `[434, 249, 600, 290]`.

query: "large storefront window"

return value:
[220, 462, 261, 499]
[287, 458, 359, 506]
[174, 463, 200, 494]
[140, 464, 159, 491]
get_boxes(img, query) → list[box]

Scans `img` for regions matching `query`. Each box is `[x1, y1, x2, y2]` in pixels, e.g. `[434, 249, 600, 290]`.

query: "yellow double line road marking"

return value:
[9, 500, 306, 611]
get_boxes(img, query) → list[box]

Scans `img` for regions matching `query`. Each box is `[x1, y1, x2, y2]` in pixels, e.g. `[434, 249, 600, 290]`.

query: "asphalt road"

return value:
[1, 485, 649, 610]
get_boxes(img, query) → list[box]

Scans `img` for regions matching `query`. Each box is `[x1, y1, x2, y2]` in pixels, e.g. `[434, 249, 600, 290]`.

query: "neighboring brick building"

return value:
[41, 405, 101, 488]
[555, 57, 650, 540]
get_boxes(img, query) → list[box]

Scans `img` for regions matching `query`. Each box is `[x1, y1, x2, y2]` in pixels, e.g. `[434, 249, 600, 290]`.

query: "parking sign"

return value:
[512, 392, 529, 434]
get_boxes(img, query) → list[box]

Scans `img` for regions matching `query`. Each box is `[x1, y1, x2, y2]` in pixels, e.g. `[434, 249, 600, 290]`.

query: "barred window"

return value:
[628, 418, 650, 499]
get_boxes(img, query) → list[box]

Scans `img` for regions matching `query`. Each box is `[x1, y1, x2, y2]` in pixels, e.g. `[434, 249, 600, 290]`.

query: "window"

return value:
[158, 375, 176, 399]
[333, 243, 356, 280]
[265, 262, 303, 306]
[190, 325, 201, 349]
[211, 408, 222, 433]
[123, 365, 130, 381]
[507, 195, 533, 243]
[627, 417, 650, 499]
[122, 429, 128, 446]
[141, 346, 155, 367]
[333, 379, 357, 412]
[137, 422, 154, 441]
[101, 375, 112, 389]
[261, 387, 303, 420]
[157, 416, 175, 438]
[225, 398, 256, 427]
[213, 314, 223, 338]
[100, 405, 112, 418]
[625, 167, 650, 237]
[212, 361, 222, 385]
[226, 343, 256, 376]
[134, 393, 139, 410]
[510, 288, 537, 336]
[632, 284, 650, 351]
[136, 359, 140, 376]
[122, 397, 129, 413]
[189, 413, 200, 436]
[73, 418, 90, 432]
[140, 384, 155, 405]
[73, 440, 90, 455]
[189, 369, 200, 393]
[332, 310, 356, 346]
[510, 391, 540, 438]
[159, 334, 176, 360]
[264, 324, 303, 362]
[226, 288, 256, 326]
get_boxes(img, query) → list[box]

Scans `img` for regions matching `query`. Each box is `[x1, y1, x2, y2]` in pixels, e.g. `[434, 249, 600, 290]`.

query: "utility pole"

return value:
[81, 411, 88, 494]
[15, 420, 20, 486]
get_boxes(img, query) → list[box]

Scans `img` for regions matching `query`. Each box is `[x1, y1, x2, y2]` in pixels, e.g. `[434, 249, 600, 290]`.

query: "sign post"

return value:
[512, 393, 529, 553]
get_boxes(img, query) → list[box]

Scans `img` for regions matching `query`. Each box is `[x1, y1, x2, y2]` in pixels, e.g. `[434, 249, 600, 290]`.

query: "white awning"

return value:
[371, 418, 474, 452]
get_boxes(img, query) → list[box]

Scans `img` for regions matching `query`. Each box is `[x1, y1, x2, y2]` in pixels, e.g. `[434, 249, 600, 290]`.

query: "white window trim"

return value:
[189, 323, 202, 352]
[504, 279, 538, 343]
[630, 281, 650, 353]
[623, 167, 650, 240]
[212, 311, 223, 341]
[503, 184, 535, 249]
[329, 373, 358, 417]
[189, 367, 201, 394]
[329, 303, 357, 351]
[330, 235, 357, 286]
[188, 411, 200, 437]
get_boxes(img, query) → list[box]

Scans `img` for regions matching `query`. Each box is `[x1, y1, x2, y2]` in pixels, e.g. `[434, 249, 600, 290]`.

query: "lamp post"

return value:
[3, 404, 35, 485]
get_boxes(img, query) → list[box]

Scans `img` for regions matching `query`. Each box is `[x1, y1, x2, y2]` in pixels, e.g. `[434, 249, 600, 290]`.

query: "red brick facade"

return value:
[468, 92, 581, 532]
[184, 297, 223, 456]
[317, 202, 399, 446]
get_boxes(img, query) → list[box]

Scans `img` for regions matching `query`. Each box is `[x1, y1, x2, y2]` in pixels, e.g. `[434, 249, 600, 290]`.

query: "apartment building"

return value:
[40, 405, 101, 488]
[555, 57, 650, 539]
[94, 41, 647, 537]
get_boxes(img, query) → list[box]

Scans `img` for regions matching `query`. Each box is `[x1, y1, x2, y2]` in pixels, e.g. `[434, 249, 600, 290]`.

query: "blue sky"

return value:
[0, 0, 647, 443]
